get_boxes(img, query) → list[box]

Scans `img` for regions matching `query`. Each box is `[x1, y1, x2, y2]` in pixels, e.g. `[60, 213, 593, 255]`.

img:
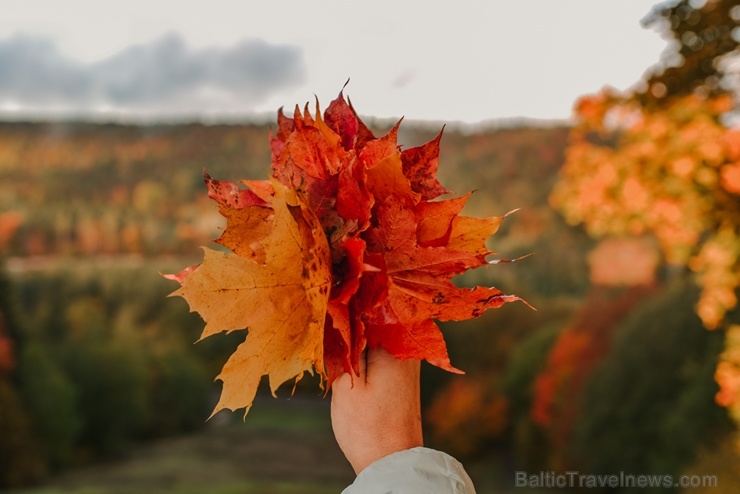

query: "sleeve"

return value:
[341, 447, 476, 494]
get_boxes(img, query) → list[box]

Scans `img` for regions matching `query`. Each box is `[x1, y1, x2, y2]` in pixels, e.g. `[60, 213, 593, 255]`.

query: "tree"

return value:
[550, 0, 740, 422]
[638, 0, 740, 107]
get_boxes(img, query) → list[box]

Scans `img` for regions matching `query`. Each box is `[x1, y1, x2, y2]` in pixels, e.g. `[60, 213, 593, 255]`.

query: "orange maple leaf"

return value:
[171, 179, 331, 416]
[168, 90, 523, 415]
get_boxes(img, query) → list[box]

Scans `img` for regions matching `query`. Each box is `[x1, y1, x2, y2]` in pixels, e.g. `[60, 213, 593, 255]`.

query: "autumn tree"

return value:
[550, 0, 740, 416]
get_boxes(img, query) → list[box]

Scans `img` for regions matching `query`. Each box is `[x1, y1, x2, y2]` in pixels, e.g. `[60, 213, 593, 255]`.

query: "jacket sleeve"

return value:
[341, 447, 476, 494]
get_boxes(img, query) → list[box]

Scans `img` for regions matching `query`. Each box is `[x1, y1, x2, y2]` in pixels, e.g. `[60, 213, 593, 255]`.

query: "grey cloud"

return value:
[0, 36, 93, 103]
[0, 33, 306, 114]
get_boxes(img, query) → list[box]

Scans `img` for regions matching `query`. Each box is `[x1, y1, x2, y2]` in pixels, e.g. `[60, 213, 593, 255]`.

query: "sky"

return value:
[0, 0, 672, 126]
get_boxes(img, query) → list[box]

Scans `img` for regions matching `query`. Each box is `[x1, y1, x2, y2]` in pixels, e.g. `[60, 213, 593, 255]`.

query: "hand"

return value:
[330, 347, 424, 474]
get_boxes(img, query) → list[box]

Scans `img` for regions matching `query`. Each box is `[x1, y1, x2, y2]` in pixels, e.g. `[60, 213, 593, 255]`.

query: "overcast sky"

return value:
[0, 0, 670, 125]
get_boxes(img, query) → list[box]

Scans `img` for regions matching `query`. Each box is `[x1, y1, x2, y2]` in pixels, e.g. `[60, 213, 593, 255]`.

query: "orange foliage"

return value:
[532, 330, 590, 428]
[721, 162, 740, 195]
[426, 377, 509, 455]
[551, 91, 740, 330]
[0, 212, 22, 253]
[0, 133, 172, 172]
[716, 325, 740, 422]
[0, 314, 13, 374]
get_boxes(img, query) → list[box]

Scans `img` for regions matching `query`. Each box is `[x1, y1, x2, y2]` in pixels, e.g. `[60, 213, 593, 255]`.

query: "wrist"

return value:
[349, 417, 423, 474]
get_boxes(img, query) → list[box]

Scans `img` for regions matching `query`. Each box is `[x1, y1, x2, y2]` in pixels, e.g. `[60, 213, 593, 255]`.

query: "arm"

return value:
[331, 348, 476, 493]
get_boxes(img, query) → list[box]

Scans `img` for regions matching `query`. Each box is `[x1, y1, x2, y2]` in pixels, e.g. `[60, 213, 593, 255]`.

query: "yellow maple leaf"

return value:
[171, 179, 331, 416]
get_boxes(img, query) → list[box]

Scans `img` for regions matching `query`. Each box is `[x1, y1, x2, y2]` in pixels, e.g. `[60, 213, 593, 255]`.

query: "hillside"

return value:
[0, 120, 572, 266]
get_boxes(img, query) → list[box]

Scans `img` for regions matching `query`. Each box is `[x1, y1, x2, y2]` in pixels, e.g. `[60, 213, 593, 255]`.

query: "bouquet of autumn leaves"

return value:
[166, 92, 523, 417]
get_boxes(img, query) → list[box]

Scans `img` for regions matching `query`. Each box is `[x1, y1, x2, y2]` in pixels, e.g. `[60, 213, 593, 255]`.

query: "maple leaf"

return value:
[171, 179, 331, 416]
[360, 194, 517, 371]
[167, 89, 525, 416]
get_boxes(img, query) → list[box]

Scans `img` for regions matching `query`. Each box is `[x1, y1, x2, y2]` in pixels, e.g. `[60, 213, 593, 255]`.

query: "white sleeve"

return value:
[341, 447, 476, 494]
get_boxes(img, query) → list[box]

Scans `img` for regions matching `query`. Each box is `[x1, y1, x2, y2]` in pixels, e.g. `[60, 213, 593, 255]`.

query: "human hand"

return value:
[330, 347, 424, 474]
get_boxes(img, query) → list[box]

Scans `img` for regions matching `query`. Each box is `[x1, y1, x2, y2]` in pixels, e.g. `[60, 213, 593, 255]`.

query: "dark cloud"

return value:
[0, 33, 306, 115]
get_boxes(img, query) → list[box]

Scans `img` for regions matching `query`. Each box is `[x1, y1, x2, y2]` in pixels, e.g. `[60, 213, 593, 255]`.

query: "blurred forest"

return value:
[1, 0, 740, 492]
[0, 116, 733, 492]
